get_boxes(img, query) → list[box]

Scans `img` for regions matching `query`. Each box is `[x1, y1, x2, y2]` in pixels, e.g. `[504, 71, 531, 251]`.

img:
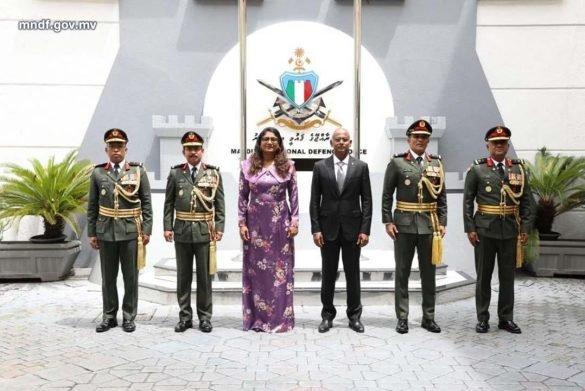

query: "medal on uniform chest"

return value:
[404, 178, 411, 186]
[485, 185, 492, 193]
[101, 189, 106, 196]
[198, 176, 211, 188]
[179, 189, 184, 197]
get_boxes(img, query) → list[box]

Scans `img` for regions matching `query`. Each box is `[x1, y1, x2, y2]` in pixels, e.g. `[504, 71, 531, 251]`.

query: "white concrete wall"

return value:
[477, 0, 585, 160]
[0, 0, 119, 167]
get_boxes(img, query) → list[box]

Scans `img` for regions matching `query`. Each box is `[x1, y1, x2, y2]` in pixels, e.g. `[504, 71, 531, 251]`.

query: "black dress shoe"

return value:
[122, 319, 136, 333]
[498, 320, 521, 334]
[421, 319, 441, 333]
[348, 319, 364, 333]
[174, 320, 193, 333]
[476, 320, 490, 333]
[396, 319, 408, 334]
[199, 320, 213, 333]
[95, 319, 117, 333]
[318, 319, 332, 333]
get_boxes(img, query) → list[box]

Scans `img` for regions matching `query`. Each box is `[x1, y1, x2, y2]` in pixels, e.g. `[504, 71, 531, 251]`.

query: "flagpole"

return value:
[239, 0, 247, 161]
[354, 0, 362, 158]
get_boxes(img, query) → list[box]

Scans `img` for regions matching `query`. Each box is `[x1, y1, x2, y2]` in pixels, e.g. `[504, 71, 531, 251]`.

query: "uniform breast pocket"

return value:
[173, 220, 184, 234]
[474, 214, 493, 229]
[393, 211, 413, 226]
[482, 176, 494, 186]
[177, 180, 186, 198]
[124, 218, 137, 233]
[96, 216, 106, 234]
[99, 180, 109, 198]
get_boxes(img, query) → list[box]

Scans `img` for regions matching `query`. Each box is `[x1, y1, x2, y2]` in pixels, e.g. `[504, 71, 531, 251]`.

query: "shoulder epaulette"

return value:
[129, 162, 143, 167]
[204, 163, 219, 171]
[393, 152, 408, 158]
[429, 154, 442, 160]
[171, 163, 185, 169]
[511, 159, 525, 165]
[474, 158, 487, 165]
[94, 163, 107, 168]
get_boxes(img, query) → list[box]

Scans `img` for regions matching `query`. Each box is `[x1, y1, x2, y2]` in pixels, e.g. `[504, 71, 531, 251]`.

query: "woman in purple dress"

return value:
[238, 127, 299, 332]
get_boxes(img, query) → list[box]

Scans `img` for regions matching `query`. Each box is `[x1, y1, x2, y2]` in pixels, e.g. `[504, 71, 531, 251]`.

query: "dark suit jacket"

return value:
[310, 155, 372, 242]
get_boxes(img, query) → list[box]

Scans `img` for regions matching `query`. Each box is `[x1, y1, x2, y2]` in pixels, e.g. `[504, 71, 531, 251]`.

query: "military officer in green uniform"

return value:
[382, 119, 447, 334]
[163, 131, 225, 333]
[464, 126, 535, 334]
[88, 128, 153, 333]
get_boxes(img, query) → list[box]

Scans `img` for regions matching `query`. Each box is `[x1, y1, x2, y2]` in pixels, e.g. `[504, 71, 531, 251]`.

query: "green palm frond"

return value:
[0, 150, 93, 237]
[525, 147, 585, 216]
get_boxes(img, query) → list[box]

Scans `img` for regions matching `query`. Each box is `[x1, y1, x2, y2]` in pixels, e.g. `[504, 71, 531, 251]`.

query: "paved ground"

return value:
[0, 274, 584, 390]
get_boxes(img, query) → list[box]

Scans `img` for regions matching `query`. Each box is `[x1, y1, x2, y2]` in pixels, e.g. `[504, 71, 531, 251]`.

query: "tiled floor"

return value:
[0, 274, 584, 390]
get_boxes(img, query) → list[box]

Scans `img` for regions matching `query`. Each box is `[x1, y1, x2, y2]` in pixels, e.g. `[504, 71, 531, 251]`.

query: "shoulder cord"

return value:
[113, 167, 142, 212]
[500, 163, 525, 206]
[416, 159, 445, 265]
[111, 167, 144, 269]
[417, 159, 445, 202]
[190, 171, 220, 274]
[499, 163, 526, 268]
[190, 170, 220, 213]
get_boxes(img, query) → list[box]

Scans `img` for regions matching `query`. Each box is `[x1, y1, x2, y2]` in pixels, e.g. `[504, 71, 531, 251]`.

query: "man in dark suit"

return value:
[310, 128, 372, 333]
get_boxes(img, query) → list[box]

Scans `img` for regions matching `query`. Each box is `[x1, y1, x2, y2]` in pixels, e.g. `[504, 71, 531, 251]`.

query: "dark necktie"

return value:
[113, 163, 120, 178]
[497, 162, 505, 178]
[336, 161, 345, 192]
[191, 167, 197, 182]
[416, 156, 423, 166]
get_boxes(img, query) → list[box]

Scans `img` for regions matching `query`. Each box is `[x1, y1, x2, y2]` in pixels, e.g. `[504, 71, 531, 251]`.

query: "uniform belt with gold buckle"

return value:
[98, 205, 141, 219]
[175, 211, 213, 222]
[477, 204, 518, 216]
[395, 201, 437, 213]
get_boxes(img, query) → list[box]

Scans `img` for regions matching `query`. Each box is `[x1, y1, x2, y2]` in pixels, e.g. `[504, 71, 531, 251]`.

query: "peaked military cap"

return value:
[181, 131, 204, 147]
[485, 126, 511, 141]
[406, 119, 432, 136]
[104, 128, 128, 143]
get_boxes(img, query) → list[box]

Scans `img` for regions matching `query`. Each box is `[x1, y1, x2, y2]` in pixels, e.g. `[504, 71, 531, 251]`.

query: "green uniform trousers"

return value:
[98, 239, 138, 321]
[394, 232, 436, 320]
[175, 241, 212, 322]
[475, 236, 516, 322]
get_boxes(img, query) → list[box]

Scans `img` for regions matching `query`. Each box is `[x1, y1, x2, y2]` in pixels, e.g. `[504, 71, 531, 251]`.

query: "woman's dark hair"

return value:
[248, 127, 290, 178]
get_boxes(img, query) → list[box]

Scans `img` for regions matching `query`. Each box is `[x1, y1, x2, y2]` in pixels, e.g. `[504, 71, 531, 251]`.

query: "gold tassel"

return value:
[432, 233, 443, 265]
[209, 240, 217, 275]
[137, 235, 146, 270]
[515, 235, 523, 268]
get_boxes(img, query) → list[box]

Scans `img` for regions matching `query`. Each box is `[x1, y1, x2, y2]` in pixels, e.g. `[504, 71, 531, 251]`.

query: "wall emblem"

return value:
[257, 48, 343, 130]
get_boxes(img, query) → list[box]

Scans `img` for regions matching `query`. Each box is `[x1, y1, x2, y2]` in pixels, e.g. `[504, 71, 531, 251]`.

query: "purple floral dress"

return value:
[238, 159, 299, 332]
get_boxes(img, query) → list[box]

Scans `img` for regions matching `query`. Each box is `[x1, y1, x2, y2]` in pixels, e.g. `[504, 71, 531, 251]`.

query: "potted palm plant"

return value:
[0, 151, 93, 281]
[523, 148, 585, 276]
[525, 147, 585, 240]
